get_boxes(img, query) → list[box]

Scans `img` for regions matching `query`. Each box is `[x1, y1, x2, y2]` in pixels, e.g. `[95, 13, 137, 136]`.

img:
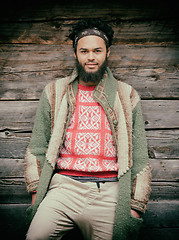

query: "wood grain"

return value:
[1, 44, 178, 73]
[0, 20, 178, 44]
[0, 68, 178, 100]
[0, 100, 178, 130]
[1, 201, 179, 239]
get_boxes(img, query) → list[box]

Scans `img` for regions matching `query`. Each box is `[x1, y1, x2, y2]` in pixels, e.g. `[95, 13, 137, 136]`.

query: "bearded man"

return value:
[25, 18, 151, 240]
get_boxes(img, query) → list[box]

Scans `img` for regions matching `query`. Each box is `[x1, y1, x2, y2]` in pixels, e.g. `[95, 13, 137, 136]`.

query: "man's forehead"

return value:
[77, 35, 106, 49]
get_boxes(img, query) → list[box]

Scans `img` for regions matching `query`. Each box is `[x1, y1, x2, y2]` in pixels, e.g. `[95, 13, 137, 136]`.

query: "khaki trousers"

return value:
[26, 174, 119, 240]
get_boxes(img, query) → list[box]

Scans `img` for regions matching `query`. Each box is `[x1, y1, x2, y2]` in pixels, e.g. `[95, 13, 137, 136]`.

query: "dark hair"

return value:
[69, 18, 114, 51]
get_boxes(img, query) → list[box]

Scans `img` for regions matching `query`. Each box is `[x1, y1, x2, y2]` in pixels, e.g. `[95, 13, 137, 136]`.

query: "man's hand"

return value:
[130, 209, 141, 218]
[31, 192, 37, 205]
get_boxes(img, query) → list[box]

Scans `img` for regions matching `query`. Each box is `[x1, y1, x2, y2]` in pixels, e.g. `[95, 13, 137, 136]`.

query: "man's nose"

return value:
[88, 51, 95, 61]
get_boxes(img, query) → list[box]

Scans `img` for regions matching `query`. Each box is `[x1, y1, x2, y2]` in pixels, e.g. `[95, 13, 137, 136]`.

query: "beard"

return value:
[75, 56, 108, 84]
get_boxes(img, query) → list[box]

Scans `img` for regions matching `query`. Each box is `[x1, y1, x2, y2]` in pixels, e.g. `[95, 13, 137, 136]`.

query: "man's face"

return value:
[74, 35, 110, 84]
[75, 35, 110, 72]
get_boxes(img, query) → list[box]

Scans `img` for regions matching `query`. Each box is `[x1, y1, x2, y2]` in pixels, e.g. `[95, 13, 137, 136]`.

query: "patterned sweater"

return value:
[24, 68, 151, 239]
[57, 84, 118, 177]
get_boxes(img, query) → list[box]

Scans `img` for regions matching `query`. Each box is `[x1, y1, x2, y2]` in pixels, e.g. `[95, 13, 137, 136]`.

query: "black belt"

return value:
[63, 175, 118, 192]
[63, 175, 118, 183]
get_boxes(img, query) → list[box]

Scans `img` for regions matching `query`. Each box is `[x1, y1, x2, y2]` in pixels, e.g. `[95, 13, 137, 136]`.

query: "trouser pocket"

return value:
[48, 173, 62, 190]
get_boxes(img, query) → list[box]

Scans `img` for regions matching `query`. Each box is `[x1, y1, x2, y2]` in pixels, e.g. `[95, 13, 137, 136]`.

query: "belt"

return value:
[62, 175, 118, 192]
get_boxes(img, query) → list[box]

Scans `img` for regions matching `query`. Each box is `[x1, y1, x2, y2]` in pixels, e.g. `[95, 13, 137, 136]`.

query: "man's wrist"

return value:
[31, 192, 37, 205]
[131, 209, 142, 218]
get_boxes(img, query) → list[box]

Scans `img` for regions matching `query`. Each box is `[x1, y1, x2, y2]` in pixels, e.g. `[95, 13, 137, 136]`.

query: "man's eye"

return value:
[81, 50, 87, 54]
[95, 50, 101, 53]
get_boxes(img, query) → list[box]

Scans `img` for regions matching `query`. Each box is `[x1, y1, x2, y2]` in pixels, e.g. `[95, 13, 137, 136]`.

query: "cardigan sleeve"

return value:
[131, 100, 152, 214]
[24, 89, 51, 193]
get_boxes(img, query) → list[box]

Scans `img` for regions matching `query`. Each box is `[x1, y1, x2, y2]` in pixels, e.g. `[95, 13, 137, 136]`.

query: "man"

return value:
[25, 18, 151, 240]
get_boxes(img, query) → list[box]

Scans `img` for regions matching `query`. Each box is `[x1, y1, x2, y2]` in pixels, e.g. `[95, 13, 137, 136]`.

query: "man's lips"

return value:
[85, 63, 98, 68]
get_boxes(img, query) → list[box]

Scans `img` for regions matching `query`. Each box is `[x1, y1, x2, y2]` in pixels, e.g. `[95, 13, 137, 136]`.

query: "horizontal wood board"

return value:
[0, 201, 179, 240]
[0, 100, 179, 130]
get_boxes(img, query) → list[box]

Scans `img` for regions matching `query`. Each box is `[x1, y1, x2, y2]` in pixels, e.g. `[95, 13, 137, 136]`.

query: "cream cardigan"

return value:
[25, 68, 151, 239]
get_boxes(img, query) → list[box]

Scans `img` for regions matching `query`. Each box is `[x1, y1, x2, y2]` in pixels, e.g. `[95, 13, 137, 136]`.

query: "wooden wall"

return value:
[0, 1, 178, 239]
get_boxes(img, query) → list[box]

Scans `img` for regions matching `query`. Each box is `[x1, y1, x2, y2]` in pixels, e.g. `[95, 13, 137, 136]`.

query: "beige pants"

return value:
[26, 174, 119, 240]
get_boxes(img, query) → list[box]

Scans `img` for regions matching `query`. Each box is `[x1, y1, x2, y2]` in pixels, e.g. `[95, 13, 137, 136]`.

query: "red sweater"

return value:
[57, 84, 118, 178]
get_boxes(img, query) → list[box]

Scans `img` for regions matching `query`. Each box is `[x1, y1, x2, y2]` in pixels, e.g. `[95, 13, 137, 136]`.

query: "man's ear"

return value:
[74, 51, 77, 59]
[107, 47, 110, 58]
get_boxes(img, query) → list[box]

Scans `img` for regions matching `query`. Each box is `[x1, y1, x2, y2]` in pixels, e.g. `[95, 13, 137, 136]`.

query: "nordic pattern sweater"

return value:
[57, 83, 118, 177]
[24, 68, 151, 240]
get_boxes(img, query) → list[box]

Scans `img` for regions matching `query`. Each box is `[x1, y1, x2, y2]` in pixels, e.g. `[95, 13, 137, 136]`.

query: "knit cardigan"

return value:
[24, 68, 151, 240]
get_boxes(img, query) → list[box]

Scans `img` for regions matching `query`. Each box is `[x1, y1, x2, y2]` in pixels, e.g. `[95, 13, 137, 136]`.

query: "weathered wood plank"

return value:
[1, 44, 178, 74]
[0, 159, 24, 177]
[0, 131, 30, 159]
[0, 129, 178, 159]
[0, 158, 178, 203]
[0, 180, 29, 204]
[0, 100, 178, 130]
[0, 201, 178, 239]
[0, 101, 36, 130]
[139, 228, 179, 240]
[113, 67, 179, 100]
[0, 1, 177, 22]
[147, 130, 179, 159]
[0, 204, 28, 240]
[150, 182, 179, 201]
[142, 101, 179, 129]
[109, 45, 179, 68]
[143, 201, 179, 228]
[151, 159, 179, 182]
[0, 44, 74, 73]
[0, 20, 178, 44]
[1, 180, 178, 204]
[0, 68, 178, 100]
[1, 44, 178, 99]
[1, 158, 179, 182]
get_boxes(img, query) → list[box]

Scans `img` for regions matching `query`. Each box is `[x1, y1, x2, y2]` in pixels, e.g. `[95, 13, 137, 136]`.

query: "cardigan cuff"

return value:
[31, 190, 37, 194]
[131, 199, 147, 214]
[27, 181, 39, 193]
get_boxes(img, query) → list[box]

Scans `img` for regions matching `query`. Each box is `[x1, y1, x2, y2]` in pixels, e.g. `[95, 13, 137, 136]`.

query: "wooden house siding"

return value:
[0, 1, 178, 239]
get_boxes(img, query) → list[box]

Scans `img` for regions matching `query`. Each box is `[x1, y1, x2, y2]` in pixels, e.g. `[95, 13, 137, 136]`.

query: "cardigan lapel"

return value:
[93, 68, 118, 148]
